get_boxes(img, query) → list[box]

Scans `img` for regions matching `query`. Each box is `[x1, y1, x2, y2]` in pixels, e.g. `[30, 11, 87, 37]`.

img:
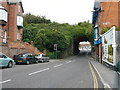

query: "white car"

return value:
[35, 54, 49, 63]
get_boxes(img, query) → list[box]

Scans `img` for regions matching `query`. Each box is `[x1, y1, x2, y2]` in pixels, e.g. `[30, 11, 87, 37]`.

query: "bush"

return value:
[46, 51, 61, 59]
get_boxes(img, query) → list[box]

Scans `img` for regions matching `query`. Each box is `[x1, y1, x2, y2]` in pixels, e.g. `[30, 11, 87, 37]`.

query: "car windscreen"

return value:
[17, 54, 26, 57]
[0, 54, 7, 58]
[0, 54, 3, 58]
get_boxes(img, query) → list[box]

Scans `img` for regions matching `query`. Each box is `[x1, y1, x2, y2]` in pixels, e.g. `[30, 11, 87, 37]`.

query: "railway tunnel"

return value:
[73, 36, 92, 55]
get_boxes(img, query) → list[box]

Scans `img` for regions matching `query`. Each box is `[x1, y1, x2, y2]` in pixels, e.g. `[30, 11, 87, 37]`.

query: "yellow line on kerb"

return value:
[88, 61, 98, 90]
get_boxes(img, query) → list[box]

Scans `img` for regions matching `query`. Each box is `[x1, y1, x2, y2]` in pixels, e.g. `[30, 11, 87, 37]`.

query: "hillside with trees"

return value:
[23, 13, 94, 58]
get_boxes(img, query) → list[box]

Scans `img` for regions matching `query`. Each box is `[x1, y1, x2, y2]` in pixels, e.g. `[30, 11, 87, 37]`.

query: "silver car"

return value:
[35, 54, 49, 63]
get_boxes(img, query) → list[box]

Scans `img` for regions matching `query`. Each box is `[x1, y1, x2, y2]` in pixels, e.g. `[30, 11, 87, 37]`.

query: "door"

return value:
[27, 55, 36, 63]
[0, 54, 4, 67]
[0, 54, 9, 67]
[2, 55, 9, 66]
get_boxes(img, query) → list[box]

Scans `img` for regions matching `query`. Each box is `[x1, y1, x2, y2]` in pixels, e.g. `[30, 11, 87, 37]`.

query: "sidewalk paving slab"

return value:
[90, 60, 116, 88]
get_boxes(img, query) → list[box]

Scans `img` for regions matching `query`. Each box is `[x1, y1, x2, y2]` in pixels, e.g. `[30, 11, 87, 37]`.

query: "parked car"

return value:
[14, 53, 38, 65]
[35, 54, 49, 63]
[0, 53, 14, 68]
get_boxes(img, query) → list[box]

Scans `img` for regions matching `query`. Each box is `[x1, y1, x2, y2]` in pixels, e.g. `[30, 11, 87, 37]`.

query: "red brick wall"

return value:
[118, 1, 120, 26]
[2, 2, 24, 43]
[100, 2, 119, 28]
[8, 4, 18, 42]
[0, 26, 2, 44]
[0, 46, 27, 59]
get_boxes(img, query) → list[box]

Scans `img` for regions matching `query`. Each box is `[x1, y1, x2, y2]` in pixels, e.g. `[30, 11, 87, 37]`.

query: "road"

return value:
[1, 55, 104, 89]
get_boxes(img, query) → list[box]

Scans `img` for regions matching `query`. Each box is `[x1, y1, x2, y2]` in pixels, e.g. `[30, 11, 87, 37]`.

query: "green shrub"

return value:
[46, 51, 61, 59]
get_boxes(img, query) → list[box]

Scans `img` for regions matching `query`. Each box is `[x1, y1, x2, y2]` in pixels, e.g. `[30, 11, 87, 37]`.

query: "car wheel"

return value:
[47, 60, 49, 62]
[41, 60, 43, 63]
[26, 61, 30, 65]
[36, 60, 38, 64]
[7, 62, 13, 68]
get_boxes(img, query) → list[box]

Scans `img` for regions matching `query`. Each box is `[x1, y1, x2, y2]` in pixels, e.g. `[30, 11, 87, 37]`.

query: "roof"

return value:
[79, 41, 91, 44]
[94, 0, 100, 9]
[7, 0, 24, 13]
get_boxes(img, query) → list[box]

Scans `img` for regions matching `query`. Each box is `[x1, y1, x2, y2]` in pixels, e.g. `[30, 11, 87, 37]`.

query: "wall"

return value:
[100, 2, 119, 28]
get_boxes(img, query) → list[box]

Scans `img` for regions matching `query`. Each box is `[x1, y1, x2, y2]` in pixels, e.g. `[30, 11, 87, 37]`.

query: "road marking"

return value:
[88, 61, 98, 90]
[0, 79, 11, 84]
[91, 61, 111, 89]
[54, 64, 63, 68]
[66, 61, 72, 64]
[28, 68, 50, 76]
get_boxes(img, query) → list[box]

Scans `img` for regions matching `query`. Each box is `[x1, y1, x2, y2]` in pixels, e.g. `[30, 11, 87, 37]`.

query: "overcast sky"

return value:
[22, 0, 95, 24]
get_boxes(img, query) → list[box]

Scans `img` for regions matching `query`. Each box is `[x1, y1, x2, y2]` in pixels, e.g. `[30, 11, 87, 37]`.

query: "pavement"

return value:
[90, 58, 116, 89]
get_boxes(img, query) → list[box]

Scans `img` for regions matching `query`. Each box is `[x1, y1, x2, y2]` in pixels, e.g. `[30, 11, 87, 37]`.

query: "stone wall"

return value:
[0, 46, 27, 59]
[0, 42, 42, 59]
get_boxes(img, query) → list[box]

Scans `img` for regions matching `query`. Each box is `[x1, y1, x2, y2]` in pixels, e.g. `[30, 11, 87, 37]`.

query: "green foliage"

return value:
[108, 45, 113, 56]
[47, 51, 61, 59]
[116, 27, 120, 31]
[23, 14, 94, 58]
[23, 13, 51, 25]
[101, 27, 111, 34]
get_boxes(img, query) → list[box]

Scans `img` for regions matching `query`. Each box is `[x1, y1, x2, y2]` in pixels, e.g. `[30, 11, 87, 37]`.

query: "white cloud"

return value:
[22, 0, 94, 24]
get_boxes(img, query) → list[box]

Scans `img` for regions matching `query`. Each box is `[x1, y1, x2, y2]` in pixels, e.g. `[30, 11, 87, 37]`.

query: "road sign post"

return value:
[54, 44, 57, 59]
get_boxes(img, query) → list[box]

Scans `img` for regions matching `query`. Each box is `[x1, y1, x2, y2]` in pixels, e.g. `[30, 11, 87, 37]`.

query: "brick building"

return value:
[100, 1, 120, 28]
[0, 0, 23, 44]
[92, 0, 120, 62]
[0, 0, 42, 58]
[93, 0, 120, 28]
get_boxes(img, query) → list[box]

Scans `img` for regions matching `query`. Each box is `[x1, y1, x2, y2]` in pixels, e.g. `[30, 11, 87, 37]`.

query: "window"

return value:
[2, 55, 7, 58]
[18, 4, 20, 14]
[0, 54, 7, 58]
[0, 29, 3, 38]
[2, 31, 7, 43]
[27, 55, 33, 57]
[0, 54, 3, 58]
[17, 32, 20, 40]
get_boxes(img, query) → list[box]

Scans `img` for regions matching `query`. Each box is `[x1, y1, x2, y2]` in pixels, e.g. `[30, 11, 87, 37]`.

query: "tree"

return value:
[23, 13, 51, 25]
[23, 14, 94, 58]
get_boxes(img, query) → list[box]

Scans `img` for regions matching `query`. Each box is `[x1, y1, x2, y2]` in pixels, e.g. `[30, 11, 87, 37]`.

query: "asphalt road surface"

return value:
[1, 55, 104, 89]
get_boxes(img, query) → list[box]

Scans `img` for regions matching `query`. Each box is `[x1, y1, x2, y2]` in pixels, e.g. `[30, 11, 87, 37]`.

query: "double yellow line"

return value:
[88, 61, 98, 90]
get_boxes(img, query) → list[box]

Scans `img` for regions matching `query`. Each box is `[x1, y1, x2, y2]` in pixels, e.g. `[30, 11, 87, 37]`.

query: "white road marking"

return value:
[28, 68, 50, 76]
[54, 64, 63, 68]
[0, 79, 11, 84]
[66, 61, 72, 64]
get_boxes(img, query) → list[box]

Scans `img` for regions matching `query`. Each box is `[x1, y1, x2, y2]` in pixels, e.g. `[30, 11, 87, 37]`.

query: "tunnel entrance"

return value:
[73, 36, 91, 55]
